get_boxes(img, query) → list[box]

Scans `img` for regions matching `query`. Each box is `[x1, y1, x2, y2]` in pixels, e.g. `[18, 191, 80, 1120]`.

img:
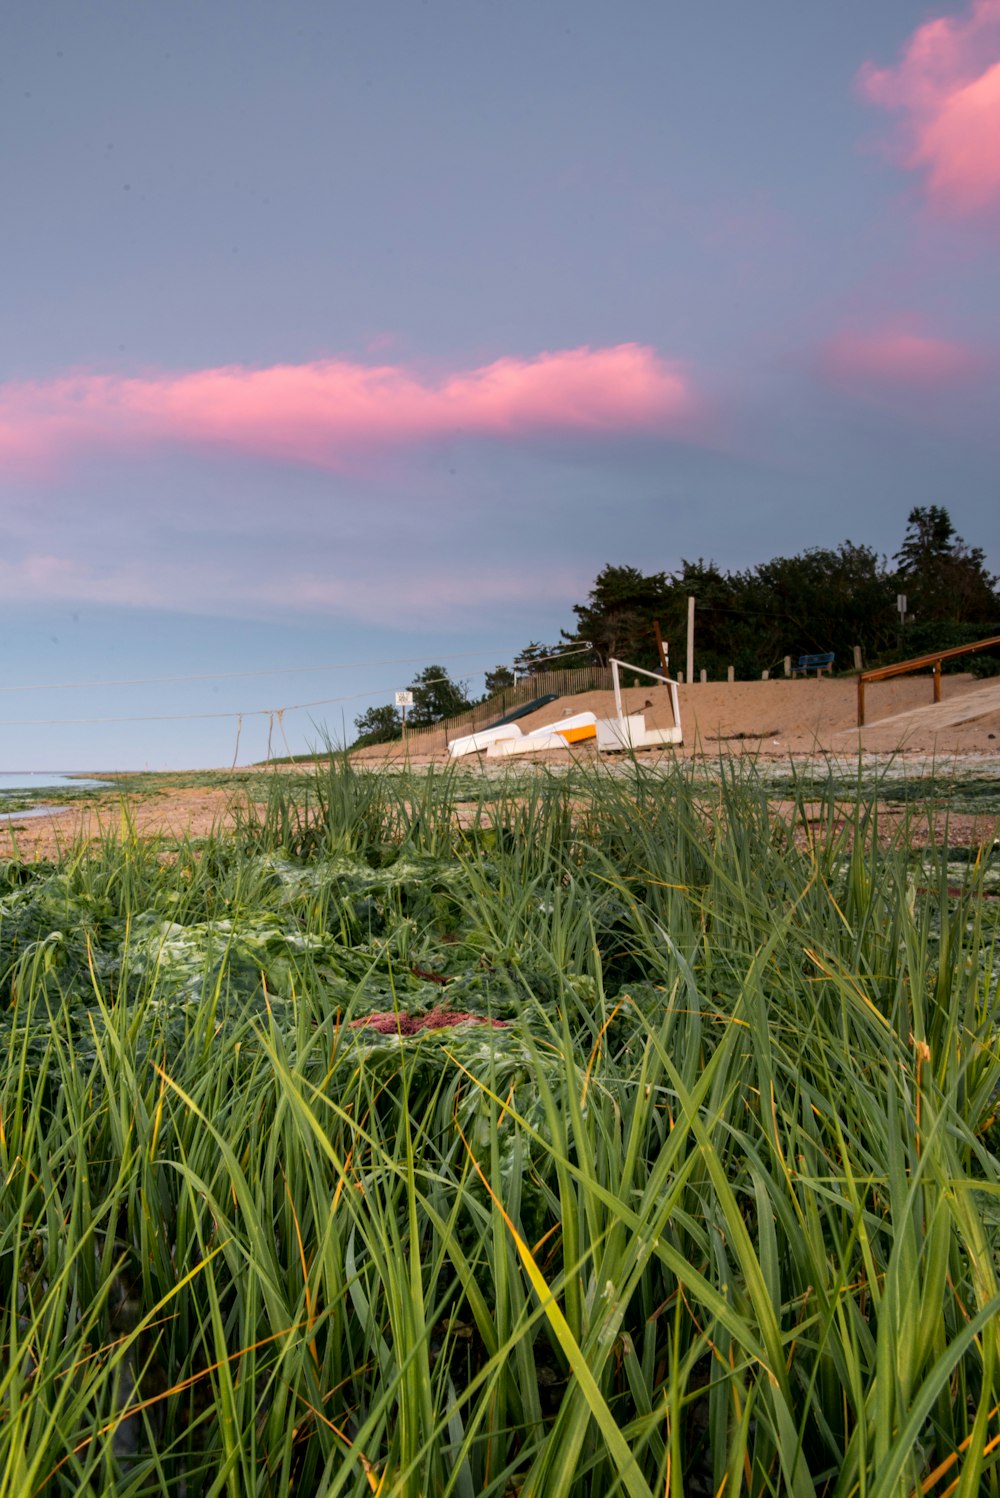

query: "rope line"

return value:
[0, 687, 395, 728]
[0, 676, 458, 729]
[230, 715, 243, 770]
[0, 647, 593, 736]
[276, 708, 293, 761]
[0, 648, 526, 696]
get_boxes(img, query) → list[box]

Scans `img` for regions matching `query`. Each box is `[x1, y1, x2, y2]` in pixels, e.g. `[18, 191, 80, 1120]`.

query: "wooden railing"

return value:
[856, 634, 1000, 725]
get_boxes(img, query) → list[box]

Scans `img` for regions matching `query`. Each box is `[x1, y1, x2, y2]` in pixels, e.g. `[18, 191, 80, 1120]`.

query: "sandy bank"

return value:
[352, 673, 1000, 763]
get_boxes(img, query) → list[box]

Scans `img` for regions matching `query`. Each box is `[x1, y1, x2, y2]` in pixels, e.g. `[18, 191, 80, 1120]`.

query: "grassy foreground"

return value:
[1, 759, 999, 1496]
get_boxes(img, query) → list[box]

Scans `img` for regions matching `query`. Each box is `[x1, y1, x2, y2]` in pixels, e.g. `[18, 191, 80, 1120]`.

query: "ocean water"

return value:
[0, 772, 110, 822]
[0, 772, 108, 795]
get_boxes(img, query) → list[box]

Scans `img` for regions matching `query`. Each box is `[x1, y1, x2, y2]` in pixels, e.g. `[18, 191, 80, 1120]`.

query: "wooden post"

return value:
[611, 658, 625, 725]
[853, 645, 863, 672]
[933, 659, 942, 703]
[727, 665, 735, 683]
[686, 597, 695, 686]
[700, 668, 707, 684]
[762, 669, 769, 681]
[653, 620, 669, 677]
[677, 670, 684, 685]
[783, 656, 791, 677]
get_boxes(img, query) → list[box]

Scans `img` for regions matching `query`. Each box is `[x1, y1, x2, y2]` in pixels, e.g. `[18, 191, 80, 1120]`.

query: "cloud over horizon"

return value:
[819, 320, 990, 390]
[0, 344, 699, 480]
[0, 550, 589, 627]
[859, 0, 1000, 217]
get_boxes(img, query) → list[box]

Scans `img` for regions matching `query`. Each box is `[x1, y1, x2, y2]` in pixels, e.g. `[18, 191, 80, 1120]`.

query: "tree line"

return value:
[354, 507, 999, 744]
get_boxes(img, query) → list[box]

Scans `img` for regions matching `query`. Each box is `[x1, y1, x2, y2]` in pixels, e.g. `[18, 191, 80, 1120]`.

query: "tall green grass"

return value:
[1, 755, 998, 1494]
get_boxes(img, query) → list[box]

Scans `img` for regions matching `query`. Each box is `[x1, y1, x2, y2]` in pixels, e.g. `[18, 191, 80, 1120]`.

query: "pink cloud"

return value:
[820, 321, 988, 388]
[0, 344, 698, 479]
[858, 0, 1000, 215]
[263, 563, 590, 623]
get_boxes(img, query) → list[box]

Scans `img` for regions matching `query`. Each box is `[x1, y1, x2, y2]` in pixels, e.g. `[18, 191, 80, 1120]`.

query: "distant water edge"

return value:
[0, 772, 109, 794]
[0, 772, 111, 824]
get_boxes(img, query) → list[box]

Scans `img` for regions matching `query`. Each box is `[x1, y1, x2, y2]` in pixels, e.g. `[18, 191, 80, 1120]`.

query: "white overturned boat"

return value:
[449, 660, 682, 757]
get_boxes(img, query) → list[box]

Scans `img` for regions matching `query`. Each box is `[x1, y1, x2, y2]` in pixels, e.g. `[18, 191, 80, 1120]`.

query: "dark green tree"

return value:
[408, 665, 471, 726]
[895, 504, 958, 572]
[563, 564, 672, 667]
[513, 642, 579, 676]
[894, 506, 998, 624]
[483, 664, 515, 697]
[746, 542, 897, 670]
[552, 514, 997, 688]
[557, 544, 899, 681]
[352, 703, 402, 747]
[666, 559, 744, 676]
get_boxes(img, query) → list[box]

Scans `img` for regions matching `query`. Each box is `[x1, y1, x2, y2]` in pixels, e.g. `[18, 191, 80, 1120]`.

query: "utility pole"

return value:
[686, 597, 695, 686]
[395, 690, 413, 743]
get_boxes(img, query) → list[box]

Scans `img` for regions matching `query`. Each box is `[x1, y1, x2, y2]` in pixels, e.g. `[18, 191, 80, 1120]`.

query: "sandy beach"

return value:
[3, 671, 999, 861]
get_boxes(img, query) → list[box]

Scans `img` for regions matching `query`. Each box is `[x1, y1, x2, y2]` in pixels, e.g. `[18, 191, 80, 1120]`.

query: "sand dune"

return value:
[354, 672, 1000, 763]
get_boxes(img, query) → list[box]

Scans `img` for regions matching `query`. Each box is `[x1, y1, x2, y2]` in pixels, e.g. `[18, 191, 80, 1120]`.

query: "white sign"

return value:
[395, 690, 414, 707]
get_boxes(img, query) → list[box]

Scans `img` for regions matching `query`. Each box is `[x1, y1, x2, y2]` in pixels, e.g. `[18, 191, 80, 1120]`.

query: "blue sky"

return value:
[1, 1, 998, 768]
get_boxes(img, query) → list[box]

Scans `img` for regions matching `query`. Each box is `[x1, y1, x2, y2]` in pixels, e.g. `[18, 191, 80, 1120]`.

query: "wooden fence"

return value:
[403, 665, 614, 747]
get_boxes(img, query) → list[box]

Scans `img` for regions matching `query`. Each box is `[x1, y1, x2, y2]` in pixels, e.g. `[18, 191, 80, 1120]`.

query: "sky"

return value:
[1, 0, 998, 769]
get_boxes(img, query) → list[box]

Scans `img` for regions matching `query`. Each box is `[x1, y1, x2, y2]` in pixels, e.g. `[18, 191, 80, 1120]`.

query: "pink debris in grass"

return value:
[350, 1008, 509, 1035]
